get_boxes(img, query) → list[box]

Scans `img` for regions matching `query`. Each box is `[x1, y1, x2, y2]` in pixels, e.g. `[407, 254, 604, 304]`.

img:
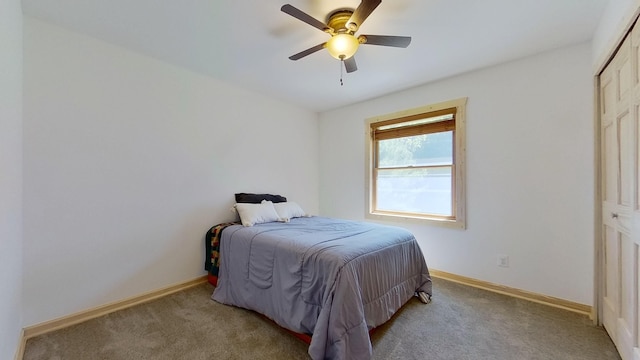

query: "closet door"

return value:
[601, 24, 639, 360]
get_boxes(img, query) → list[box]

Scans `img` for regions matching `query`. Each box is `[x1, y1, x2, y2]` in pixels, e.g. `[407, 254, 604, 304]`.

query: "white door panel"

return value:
[602, 26, 638, 360]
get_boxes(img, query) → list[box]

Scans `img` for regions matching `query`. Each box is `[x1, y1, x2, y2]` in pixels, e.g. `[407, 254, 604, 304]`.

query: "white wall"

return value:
[0, 0, 23, 358]
[22, 17, 319, 326]
[319, 43, 594, 305]
[592, 0, 640, 68]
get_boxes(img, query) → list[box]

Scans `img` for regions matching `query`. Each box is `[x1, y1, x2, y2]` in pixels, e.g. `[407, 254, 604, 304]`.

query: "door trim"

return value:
[594, 6, 640, 76]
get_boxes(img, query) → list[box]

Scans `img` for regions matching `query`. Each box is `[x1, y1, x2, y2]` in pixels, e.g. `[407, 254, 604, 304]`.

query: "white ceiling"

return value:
[21, 0, 609, 112]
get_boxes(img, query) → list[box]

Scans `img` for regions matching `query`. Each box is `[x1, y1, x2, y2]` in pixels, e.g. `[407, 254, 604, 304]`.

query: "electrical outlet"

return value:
[497, 255, 509, 268]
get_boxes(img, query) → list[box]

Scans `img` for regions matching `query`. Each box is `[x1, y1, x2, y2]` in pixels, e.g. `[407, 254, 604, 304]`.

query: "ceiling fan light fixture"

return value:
[326, 33, 360, 60]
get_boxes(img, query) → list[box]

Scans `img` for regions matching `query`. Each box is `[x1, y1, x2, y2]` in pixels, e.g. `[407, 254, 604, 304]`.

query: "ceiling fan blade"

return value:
[346, 0, 382, 32]
[344, 57, 358, 73]
[359, 35, 411, 48]
[289, 43, 326, 60]
[281, 4, 331, 33]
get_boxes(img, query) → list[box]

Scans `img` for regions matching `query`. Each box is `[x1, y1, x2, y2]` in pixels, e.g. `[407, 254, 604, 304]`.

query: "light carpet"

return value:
[23, 278, 620, 359]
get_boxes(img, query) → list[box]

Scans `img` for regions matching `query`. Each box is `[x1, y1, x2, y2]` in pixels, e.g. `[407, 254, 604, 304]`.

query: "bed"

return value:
[204, 195, 432, 360]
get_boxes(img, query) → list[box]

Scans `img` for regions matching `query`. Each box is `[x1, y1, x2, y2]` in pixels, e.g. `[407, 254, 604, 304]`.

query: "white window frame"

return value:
[365, 97, 467, 229]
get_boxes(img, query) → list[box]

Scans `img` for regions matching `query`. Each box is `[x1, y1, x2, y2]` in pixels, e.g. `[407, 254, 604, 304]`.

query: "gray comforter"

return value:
[211, 216, 432, 360]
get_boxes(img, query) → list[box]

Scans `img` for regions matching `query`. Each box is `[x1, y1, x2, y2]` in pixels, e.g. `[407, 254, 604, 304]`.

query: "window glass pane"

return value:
[376, 167, 452, 216]
[378, 131, 453, 168]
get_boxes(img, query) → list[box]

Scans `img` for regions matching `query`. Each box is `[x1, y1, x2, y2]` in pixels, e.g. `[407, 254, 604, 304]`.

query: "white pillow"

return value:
[273, 202, 307, 222]
[234, 201, 280, 227]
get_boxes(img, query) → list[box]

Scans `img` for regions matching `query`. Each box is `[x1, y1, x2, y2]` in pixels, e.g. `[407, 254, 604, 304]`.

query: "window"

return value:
[365, 98, 467, 228]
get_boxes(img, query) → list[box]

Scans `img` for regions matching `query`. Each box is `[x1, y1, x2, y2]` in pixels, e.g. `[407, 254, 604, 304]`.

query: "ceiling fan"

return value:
[281, 0, 411, 74]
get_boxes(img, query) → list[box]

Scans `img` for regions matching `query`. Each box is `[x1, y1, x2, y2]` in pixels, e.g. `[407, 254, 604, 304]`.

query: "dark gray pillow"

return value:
[235, 193, 287, 203]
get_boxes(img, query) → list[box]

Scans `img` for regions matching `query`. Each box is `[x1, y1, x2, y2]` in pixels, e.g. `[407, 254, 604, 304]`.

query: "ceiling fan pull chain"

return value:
[340, 57, 345, 86]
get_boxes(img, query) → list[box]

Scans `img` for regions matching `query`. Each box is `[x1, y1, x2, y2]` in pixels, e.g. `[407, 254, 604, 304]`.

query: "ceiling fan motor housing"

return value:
[326, 9, 355, 32]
